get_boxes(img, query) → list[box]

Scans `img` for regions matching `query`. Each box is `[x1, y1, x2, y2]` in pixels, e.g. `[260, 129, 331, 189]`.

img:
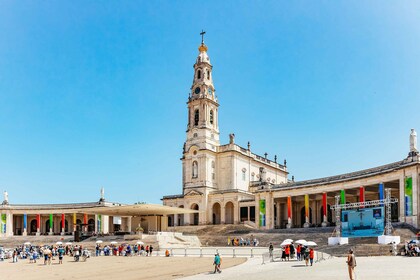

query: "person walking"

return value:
[269, 243, 274, 261]
[58, 246, 65, 264]
[346, 249, 356, 280]
[213, 253, 221, 273]
[304, 246, 310, 266]
[309, 248, 314, 266]
[296, 244, 301, 261]
[285, 245, 290, 261]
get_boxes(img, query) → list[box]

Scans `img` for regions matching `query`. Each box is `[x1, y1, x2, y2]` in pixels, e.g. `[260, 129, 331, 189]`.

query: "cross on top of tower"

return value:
[200, 30, 206, 44]
[198, 30, 208, 52]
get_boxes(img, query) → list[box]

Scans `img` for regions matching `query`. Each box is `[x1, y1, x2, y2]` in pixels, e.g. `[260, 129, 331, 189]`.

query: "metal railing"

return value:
[155, 247, 269, 258]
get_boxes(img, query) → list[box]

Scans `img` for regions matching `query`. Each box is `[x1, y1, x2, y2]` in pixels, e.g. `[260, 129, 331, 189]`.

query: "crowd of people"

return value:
[227, 236, 259, 246]
[269, 242, 315, 266]
[403, 241, 420, 256]
[0, 244, 90, 264]
[95, 243, 154, 256]
[0, 242, 156, 264]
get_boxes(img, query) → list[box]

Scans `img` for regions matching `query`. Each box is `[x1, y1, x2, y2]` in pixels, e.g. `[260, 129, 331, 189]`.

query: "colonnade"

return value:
[0, 212, 115, 237]
[256, 173, 419, 229]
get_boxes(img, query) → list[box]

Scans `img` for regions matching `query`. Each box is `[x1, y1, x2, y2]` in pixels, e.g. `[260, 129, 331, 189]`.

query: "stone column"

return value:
[102, 215, 109, 234]
[126, 216, 132, 233]
[254, 196, 260, 228]
[266, 194, 274, 229]
[221, 204, 226, 224]
[174, 214, 178, 226]
[6, 212, 13, 237]
[94, 214, 99, 233]
[399, 177, 405, 222]
[276, 201, 281, 227]
[412, 171, 419, 228]
[184, 210, 191, 226]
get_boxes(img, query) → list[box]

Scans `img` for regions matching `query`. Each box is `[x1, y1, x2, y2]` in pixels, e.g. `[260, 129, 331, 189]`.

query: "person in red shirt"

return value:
[296, 245, 301, 261]
[309, 248, 314, 266]
[285, 245, 290, 261]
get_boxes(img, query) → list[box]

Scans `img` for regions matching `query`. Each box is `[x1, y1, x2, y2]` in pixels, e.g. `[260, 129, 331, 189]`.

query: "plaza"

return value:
[0, 252, 418, 280]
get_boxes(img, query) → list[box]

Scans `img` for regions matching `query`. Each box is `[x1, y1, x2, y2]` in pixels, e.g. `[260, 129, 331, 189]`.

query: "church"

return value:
[162, 34, 420, 230]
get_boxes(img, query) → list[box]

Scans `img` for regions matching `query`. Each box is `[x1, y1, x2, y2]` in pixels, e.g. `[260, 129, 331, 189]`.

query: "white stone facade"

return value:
[163, 40, 288, 226]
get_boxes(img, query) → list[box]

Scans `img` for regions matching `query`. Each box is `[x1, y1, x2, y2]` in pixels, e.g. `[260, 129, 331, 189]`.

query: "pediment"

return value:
[184, 190, 203, 196]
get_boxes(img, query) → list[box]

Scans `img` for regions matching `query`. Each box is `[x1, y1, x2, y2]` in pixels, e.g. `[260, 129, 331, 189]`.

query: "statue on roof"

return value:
[410, 129, 418, 155]
[100, 187, 105, 202]
[229, 133, 235, 144]
[3, 191, 9, 205]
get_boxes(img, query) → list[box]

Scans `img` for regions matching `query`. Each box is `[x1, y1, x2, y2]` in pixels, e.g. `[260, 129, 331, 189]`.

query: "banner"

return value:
[1, 214, 6, 234]
[49, 214, 53, 230]
[304, 194, 309, 218]
[340, 190, 346, 204]
[405, 177, 413, 216]
[23, 214, 27, 229]
[259, 200, 266, 227]
[97, 214, 102, 232]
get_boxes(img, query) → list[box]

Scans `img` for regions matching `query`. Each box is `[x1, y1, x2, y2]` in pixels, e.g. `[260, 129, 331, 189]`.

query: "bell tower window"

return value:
[207, 70, 210, 79]
[210, 110, 214, 124]
[197, 70, 201, 79]
[194, 110, 199, 126]
[192, 161, 198, 178]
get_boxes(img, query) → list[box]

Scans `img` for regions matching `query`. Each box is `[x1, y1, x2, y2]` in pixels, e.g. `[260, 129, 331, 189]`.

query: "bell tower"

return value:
[182, 31, 220, 193]
[185, 31, 220, 152]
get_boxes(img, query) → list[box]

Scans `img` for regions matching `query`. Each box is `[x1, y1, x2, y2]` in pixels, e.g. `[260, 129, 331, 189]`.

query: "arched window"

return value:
[192, 161, 198, 178]
[210, 110, 214, 124]
[207, 70, 210, 79]
[197, 70, 201, 79]
[242, 168, 247, 181]
[194, 110, 199, 126]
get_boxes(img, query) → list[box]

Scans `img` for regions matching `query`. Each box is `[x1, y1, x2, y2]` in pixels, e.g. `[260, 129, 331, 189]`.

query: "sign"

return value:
[259, 199, 266, 227]
[341, 207, 385, 237]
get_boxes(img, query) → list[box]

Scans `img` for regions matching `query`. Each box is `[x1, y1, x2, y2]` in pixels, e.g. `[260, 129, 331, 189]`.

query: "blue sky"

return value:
[1, 1, 420, 204]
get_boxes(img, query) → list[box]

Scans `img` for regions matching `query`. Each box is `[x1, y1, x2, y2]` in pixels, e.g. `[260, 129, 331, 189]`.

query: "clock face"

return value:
[208, 88, 213, 95]
[194, 87, 201, 94]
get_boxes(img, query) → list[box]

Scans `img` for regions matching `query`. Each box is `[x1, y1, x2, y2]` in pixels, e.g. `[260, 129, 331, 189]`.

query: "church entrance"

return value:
[212, 203, 221, 224]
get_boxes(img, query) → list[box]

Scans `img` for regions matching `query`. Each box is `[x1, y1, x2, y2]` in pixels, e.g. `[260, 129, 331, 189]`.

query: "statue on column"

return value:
[100, 187, 105, 202]
[3, 191, 9, 205]
[409, 129, 418, 156]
